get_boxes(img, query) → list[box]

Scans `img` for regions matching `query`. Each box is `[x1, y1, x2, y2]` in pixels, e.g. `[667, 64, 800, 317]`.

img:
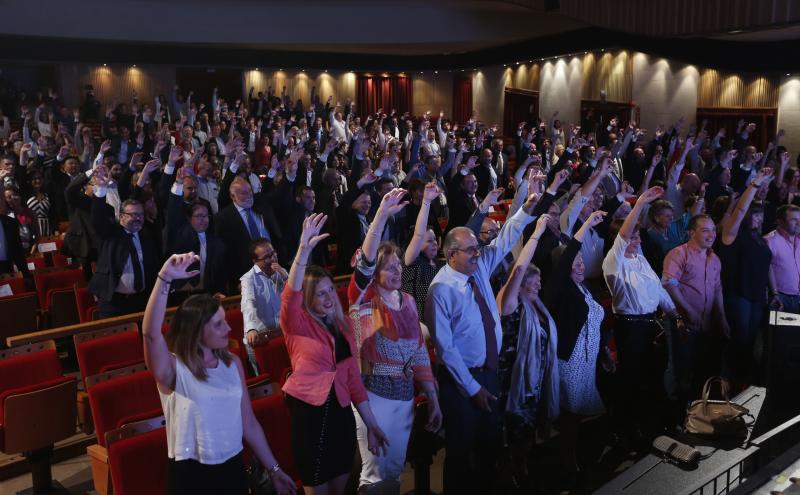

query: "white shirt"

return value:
[602, 235, 676, 315]
[116, 230, 144, 294]
[561, 190, 604, 279]
[106, 182, 121, 220]
[160, 357, 243, 464]
[240, 264, 284, 338]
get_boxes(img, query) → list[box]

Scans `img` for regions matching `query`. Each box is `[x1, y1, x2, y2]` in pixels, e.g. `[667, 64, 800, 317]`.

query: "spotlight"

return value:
[434, 70, 438, 74]
[102, 63, 107, 67]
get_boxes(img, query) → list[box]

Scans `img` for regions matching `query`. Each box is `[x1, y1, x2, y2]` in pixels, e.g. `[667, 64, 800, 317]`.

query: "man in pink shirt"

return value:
[765, 204, 800, 313]
[662, 214, 730, 399]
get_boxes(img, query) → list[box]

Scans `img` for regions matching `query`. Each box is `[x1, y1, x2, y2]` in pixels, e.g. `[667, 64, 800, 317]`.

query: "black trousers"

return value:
[614, 315, 662, 435]
[168, 452, 247, 495]
[97, 291, 148, 318]
[438, 367, 501, 495]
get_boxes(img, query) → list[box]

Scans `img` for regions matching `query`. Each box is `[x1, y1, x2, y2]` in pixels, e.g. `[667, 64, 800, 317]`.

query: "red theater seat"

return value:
[251, 394, 302, 488]
[254, 336, 292, 387]
[107, 417, 168, 495]
[0, 341, 77, 494]
[34, 268, 84, 312]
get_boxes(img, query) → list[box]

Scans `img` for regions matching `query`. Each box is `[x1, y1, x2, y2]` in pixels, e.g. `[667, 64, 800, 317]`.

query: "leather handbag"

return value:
[684, 377, 749, 436]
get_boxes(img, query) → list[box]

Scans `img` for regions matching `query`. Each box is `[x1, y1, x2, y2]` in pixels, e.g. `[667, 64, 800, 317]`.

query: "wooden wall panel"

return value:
[698, 69, 778, 108]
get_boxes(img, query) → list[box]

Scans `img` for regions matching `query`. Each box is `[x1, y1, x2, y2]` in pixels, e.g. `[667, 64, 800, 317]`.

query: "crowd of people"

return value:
[2, 81, 799, 494]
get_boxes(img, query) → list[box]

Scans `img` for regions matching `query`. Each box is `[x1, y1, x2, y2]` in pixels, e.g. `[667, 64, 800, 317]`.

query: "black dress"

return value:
[285, 320, 357, 487]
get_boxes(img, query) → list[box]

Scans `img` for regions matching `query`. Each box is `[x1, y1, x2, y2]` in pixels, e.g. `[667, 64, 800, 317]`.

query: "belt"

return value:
[370, 362, 410, 377]
[615, 312, 657, 322]
[468, 365, 496, 374]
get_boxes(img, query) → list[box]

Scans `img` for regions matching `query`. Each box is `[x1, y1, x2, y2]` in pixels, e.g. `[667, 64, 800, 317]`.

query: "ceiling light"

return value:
[434, 70, 438, 74]
[132, 64, 136, 68]
[102, 63, 107, 67]
[516, 61, 520, 65]
[787, 73, 791, 76]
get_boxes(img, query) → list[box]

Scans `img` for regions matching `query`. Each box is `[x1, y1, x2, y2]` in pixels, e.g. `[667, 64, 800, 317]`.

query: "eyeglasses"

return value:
[453, 245, 481, 256]
[254, 251, 277, 261]
[480, 229, 500, 236]
[122, 211, 144, 219]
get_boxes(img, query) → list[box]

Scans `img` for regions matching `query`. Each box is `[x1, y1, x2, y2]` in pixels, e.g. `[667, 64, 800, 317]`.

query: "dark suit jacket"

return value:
[0, 215, 30, 276]
[62, 173, 96, 260]
[446, 190, 481, 234]
[45, 167, 71, 223]
[334, 185, 372, 274]
[88, 196, 159, 302]
[164, 189, 222, 294]
[215, 198, 283, 288]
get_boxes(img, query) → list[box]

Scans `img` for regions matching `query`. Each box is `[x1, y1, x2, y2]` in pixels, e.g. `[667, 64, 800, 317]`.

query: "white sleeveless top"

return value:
[159, 356, 243, 464]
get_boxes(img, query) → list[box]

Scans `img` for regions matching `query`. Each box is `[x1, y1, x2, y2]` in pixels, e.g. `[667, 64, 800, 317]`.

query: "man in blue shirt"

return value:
[425, 196, 543, 494]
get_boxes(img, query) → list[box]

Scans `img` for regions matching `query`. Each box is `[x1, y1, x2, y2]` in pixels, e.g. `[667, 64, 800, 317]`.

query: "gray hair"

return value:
[443, 227, 474, 256]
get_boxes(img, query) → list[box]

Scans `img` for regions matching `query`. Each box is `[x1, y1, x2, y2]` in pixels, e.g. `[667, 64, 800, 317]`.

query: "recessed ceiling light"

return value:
[434, 70, 438, 74]
[132, 64, 136, 67]
[102, 63, 107, 67]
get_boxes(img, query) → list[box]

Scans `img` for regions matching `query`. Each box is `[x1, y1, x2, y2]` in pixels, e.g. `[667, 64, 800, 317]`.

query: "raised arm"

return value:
[404, 183, 439, 266]
[142, 253, 200, 394]
[497, 215, 548, 316]
[620, 186, 663, 241]
[287, 213, 330, 291]
[362, 188, 408, 263]
[720, 167, 773, 245]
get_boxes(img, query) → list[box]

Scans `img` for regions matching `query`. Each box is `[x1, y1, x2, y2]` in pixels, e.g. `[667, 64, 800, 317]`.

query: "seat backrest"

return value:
[49, 287, 80, 327]
[254, 336, 291, 387]
[108, 427, 168, 495]
[88, 371, 161, 447]
[251, 394, 300, 484]
[34, 268, 84, 311]
[0, 276, 26, 297]
[74, 286, 96, 323]
[336, 285, 349, 311]
[76, 331, 144, 385]
[0, 348, 62, 394]
[224, 307, 244, 342]
[0, 292, 39, 341]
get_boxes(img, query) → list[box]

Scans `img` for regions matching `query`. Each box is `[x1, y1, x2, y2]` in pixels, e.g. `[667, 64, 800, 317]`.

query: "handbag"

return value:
[684, 377, 749, 437]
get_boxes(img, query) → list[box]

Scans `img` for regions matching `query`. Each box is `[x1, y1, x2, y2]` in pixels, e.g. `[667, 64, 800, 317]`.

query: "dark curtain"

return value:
[696, 107, 777, 152]
[356, 75, 412, 119]
[453, 77, 473, 126]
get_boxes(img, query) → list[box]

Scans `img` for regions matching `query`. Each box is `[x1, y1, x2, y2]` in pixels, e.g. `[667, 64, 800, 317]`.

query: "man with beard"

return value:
[90, 167, 161, 317]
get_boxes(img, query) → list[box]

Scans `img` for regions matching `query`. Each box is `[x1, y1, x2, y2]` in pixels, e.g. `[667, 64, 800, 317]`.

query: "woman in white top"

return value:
[601, 186, 683, 445]
[143, 253, 296, 495]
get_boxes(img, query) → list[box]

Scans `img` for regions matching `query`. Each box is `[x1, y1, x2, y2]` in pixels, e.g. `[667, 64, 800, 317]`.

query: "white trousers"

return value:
[353, 390, 414, 492]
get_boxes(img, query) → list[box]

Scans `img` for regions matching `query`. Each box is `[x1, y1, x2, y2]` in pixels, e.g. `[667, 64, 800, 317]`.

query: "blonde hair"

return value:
[302, 266, 348, 332]
[166, 294, 232, 381]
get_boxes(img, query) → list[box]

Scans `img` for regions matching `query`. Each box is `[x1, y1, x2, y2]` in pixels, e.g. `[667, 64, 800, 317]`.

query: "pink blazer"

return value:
[280, 286, 368, 407]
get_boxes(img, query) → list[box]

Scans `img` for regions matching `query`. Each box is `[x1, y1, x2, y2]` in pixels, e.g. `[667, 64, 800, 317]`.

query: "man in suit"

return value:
[215, 176, 282, 290]
[490, 138, 511, 189]
[446, 173, 482, 233]
[284, 185, 324, 266]
[89, 174, 160, 317]
[166, 200, 226, 306]
[0, 197, 31, 280]
[63, 169, 98, 279]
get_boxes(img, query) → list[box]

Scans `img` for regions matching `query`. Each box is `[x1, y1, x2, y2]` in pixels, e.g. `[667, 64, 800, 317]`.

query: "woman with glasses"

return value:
[282, 213, 388, 494]
[348, 188, 442, 493]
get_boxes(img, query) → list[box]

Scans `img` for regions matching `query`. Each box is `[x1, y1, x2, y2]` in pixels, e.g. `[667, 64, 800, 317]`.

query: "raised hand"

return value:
[481, 188, 505, 210]
[637, 186, 664, 205]
[549, 168, 571, 192]
[422, 182, 440, 203]
[377, 188, 409, 217]
[58, 144, 71, 157]
[159, 253, 201, 282]
[586, 209, 607, 227]
[168, 145, 184, 163]
[752, 167, 774, 187]
[129, 151, 144, 170]
[100, 140, 112, 154]
[143, 159, 160, 175]
[533, 214, 549, 238]
[465, 155, 479, 170]
[299, 213, 330, 250]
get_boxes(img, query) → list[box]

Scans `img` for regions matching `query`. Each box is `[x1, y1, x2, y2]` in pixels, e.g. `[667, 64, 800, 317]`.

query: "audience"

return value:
[2, 76, 796, 493]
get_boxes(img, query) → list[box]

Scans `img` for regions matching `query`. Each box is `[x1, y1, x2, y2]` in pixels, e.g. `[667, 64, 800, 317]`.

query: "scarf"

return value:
[507, 298, 560, 423]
